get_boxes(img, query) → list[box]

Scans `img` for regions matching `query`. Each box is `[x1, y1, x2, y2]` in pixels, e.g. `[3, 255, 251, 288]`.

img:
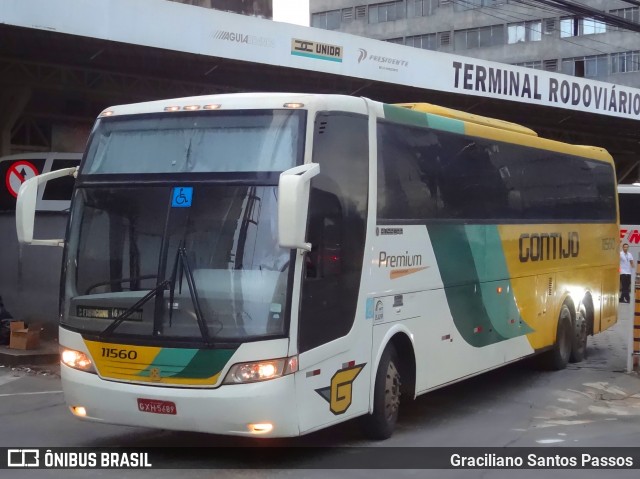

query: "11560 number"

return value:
[101, 347, 138, 360]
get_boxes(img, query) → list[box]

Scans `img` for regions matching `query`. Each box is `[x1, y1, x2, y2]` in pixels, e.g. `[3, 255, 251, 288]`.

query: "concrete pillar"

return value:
[0, 87, 32, 156]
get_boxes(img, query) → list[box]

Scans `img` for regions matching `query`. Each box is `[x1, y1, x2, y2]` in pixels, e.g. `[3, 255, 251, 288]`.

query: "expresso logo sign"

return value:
[213, 30, 274, 48]
[518, 232, 579, 263]
[291, 39, 343, 62]
[358, 48, 408, 72]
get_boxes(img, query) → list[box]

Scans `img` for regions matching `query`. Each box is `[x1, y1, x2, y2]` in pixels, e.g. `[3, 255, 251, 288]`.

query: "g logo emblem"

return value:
[316, 363, 365, 415]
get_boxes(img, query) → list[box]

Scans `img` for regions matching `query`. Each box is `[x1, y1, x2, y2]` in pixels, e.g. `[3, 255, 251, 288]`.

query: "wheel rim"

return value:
[575, 311, 587, 350]
[384, 361, 401, 423]
[559, 310, 571, 361]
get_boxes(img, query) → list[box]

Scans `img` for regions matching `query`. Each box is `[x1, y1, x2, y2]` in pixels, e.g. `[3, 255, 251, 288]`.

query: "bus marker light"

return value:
[343, 360, 356, 369]
[203, 104, 221, 110]
[283, 102, 304, 109]
[164, 106, 181, 112]
[473, 326, 483, 333]
[306, 369, 321, 378]
[496, 287, 503, 294]
[285, 356, 298, 374]
[248, 423, 273, 434]
[183, 105, 201, 111]
[71, 406, 87, 417]
[99, 110, 114, 117]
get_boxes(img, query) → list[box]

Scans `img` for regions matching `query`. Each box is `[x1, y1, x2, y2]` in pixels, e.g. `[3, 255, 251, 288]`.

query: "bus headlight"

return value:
[223, 356, 298, 384]
[61, 348, 95, 372]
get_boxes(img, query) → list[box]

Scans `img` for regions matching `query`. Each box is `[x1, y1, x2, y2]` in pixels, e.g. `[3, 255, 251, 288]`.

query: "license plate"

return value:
[137, 398, 177, 415]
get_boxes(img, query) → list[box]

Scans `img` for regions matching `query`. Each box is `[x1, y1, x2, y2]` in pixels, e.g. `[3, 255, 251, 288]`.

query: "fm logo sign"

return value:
[316, 363, 365, 415]
[621, 229, 640, 244]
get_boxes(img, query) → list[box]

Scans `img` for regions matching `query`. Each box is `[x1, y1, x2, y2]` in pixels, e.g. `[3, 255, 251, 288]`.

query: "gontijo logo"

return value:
[291, 39, 343, 62]
[518, 232, 579, 262]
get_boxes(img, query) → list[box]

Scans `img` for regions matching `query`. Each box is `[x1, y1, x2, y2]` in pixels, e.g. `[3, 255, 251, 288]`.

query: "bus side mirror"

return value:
[278, 163, 320, 251]
[16, 166, 78, 247]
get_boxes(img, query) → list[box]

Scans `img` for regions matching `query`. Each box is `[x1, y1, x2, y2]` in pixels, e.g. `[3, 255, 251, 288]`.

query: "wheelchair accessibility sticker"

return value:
[171, 187, 193, 208]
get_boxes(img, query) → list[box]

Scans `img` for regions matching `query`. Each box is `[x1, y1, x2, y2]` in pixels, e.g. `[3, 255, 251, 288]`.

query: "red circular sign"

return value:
[5, 160, 39, 198]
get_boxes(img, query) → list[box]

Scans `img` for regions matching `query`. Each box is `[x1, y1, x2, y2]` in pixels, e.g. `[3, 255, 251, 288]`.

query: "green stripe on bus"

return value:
[466, 225, 534, 338]
[427, 224, 532, 347]
[382, 104, 465, 134]
[177, 348, 237, 379]
[425, 113, 465, 134]
[383, 105, 429, 127]
[137, 348, 197, 378]
[137, 348, 235, 379]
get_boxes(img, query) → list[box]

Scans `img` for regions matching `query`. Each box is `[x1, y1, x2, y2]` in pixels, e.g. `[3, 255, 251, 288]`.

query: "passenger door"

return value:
[294, 111, 371, 433]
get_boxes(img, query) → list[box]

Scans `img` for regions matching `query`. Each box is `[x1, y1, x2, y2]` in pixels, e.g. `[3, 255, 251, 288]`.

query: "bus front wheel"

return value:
[360, 345, 401, 440]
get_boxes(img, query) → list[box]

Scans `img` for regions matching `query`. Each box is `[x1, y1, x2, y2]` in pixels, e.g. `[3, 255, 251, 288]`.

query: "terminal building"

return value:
[2, 0, 640, 330]
[167, 0, 273, 18]
[310, 0, 640, 88]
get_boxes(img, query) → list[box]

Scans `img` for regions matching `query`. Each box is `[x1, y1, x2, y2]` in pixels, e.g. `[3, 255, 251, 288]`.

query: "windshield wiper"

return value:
[99, 247, 221, 342]
[100, 280, 170, 338]
[168, 246, 218, 342]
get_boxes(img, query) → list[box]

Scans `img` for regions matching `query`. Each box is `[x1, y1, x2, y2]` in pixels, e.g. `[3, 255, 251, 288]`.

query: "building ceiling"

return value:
[1, 23, 639, 180]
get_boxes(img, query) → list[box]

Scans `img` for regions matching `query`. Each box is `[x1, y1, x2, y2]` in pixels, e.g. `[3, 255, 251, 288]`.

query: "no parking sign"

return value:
[4, 161, 39, 198]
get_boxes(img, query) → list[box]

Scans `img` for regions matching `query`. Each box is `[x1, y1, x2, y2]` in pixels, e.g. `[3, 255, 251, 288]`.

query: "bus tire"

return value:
[546, 304, 572, 370]
[360, 345, 401, 440]
[570, 304, 588, 363]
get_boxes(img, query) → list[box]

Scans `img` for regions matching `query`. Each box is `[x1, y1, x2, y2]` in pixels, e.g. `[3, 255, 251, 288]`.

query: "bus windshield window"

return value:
[63, 185, 291, 341]
[82, 110, 304, 174]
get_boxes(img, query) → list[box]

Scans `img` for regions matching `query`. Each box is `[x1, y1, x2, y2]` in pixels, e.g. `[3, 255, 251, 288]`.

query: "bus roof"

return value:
[386, 102, 614, 166]
[395, 102, 538, 137]
[97, 93, 367, 117]
[96, 92, 615, 167]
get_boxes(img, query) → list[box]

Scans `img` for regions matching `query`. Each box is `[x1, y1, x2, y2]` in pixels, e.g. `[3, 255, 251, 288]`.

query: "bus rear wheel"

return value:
[570, 304, 588, 363]
[545, 304, 572, 370]
[360, 345, 401, 440]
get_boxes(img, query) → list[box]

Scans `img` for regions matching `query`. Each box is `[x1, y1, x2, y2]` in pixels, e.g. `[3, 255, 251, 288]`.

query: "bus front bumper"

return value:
[61, 364, 300, 438]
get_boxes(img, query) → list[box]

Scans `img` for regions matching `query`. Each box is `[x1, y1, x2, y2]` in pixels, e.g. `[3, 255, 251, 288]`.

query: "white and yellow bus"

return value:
[16, 93, 619, 439]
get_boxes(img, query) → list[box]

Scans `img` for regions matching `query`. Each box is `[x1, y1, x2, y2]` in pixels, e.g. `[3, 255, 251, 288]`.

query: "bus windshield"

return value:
[82, 109, 303, 174]
[61, 109, 305, 344]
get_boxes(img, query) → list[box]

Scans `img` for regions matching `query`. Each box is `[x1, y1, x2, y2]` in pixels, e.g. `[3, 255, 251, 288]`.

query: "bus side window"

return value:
[305, 212, 342, 280]
[305, 186, 343, 280]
